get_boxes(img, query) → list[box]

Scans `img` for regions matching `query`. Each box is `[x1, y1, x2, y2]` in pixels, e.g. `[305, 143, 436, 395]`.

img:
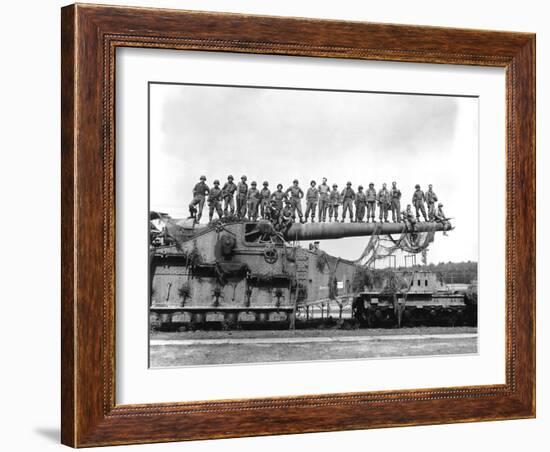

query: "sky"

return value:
[149, 83, 478, 265]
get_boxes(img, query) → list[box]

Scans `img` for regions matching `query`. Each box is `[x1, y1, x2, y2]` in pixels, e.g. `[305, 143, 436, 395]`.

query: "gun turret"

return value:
[284, 221, 452, 241]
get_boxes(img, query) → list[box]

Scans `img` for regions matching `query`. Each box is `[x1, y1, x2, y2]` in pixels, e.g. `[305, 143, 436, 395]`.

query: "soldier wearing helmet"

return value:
[317, 177, 330, 222]
[412, 184, 428, 222]
[285, 179, 305, 223]
[366, 183, 377, 223]
[434, 202, 450, 234]
[377, 183, 391, 223]
[305, 180, 319, 223]
[221, 175, 237, 217]
[328, 183, 342, 222]
[189, 175, 210, 223]
[207, 179, 223, 223]
[425, 184, 438, 220]
[259, 181, 271, 220]
[355, 185, 367, 222]
[247, 181, 261, 221]
[270, 183, 288, 212]
[341, 181, 356, 222]
[236, 175, 248, 219]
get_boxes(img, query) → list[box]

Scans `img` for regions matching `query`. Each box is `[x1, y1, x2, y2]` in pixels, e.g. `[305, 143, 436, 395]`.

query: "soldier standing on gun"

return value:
[247, 181, 261, 221]
[259, 181, 271, 219]
[341, 182, 356, 222]
[425, 184, 438, 220]
[317, 177, 330, 222]
[207, 180, 223, 223]
[271, 183, 287, 211]
[390, 181, 402, 223]
[328, 184, 341, 222]
[236, 175, 248, 219]
[355, 185, 367, 222]
[285, 179, 305, 223]
[221, 175, 237, 217]
[378, 183, 391, 223]
[412, 184, 428, 222]
[305, 180, 319, 223]
[189, 175, 209, 223]
[366, 183, 377, 223]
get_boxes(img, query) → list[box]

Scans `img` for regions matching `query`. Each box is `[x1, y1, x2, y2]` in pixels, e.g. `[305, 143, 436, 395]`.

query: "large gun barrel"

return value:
[284, 221, 452, 241]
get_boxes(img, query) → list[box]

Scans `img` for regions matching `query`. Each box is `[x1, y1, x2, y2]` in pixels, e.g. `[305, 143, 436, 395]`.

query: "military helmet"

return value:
[227, 175, 234, 180]
[332, 184, 338, 188]
[346, 181, 352, 186]
[200, 175, 206, 180]
[310, 180, 316, 185]
[369, 182, 374, 187]
[263, 181, 269, 186]
[213, 179, 220, 185]
[277, 183, 283, 189]
[241, 175, 247, 180]
[358, 185, 363, 189]
[438, 202, 443, 207]
[293, 179, 299, 184]
[415, 184, 420, 189]
[251, 181, 257, 186]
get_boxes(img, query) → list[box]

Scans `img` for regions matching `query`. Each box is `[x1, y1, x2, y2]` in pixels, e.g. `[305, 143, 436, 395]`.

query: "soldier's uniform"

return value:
[305, 183, 319, 222]
[247, 183, 261, 221]
[366, 184, 377, 222]
[390, 183, 402, 223]
[378, 185, 391, 222]
[341, 183, 355, 222]
[317, 180, 330, 222]
[236, 177, 248, 219]
[221, 177, 237, 216]
[355, 187, 367, 222]
[259, 182, 271, 219]
[266, 200, 280, 223]
[425, 186, 438, 220]
[412, 185, 428, 221]
[328, 185, 341, 222]
[279, 201, 294, 233]
[285, 182, 304, 222]
[207, 181, 223, 222]
[270, 186, 288, 211]
[402, 205, 417, 231]
[189, 176, 209, 222]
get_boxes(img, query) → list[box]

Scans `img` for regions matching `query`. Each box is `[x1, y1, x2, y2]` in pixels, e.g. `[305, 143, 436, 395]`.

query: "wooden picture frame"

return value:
[61, 3, 535, 447]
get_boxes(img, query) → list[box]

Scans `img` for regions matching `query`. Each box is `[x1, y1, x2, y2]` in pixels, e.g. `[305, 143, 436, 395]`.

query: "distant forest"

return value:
[398, 261, 478, 285]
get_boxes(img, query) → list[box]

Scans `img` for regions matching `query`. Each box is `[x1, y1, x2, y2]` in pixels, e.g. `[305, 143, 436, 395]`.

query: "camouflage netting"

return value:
[353, 223, 439, 268]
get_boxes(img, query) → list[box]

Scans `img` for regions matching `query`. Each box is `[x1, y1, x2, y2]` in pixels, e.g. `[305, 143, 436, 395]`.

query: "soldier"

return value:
[259, 181, 271, 219]
[236, 175, 248, 219]
[189, 175, 209, 223]
[366, 183, 377, 223]
[247, 181, 261, 221]
[425, 184, 438, 220]
[328, 184, 341, 222]
[355, 185, 367, 222]
[279, 200, 295, 233]
[270, 183, 288, 210]
[341, 181, 355, 222]
[390, 181, 402, 223]
[412, 184, 428, 222]
[305, 180, 319, 223]
[317, 177, 330, 222]
[434, 202, 450, 234]
[221, 175, 237, 217]
[207, 179, 223, 223]
[285, 179, 305, 223]
[402, 204, 417, 231]
[378, 183, 391, 223]
[266, 199, 280, 223]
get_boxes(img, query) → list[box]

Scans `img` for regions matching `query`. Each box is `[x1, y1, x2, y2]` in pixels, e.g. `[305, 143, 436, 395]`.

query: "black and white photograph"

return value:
[148, 82, 479, 367]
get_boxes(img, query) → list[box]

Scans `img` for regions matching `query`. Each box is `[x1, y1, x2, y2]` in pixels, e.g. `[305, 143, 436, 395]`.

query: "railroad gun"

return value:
[149, 217, 455, 330]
